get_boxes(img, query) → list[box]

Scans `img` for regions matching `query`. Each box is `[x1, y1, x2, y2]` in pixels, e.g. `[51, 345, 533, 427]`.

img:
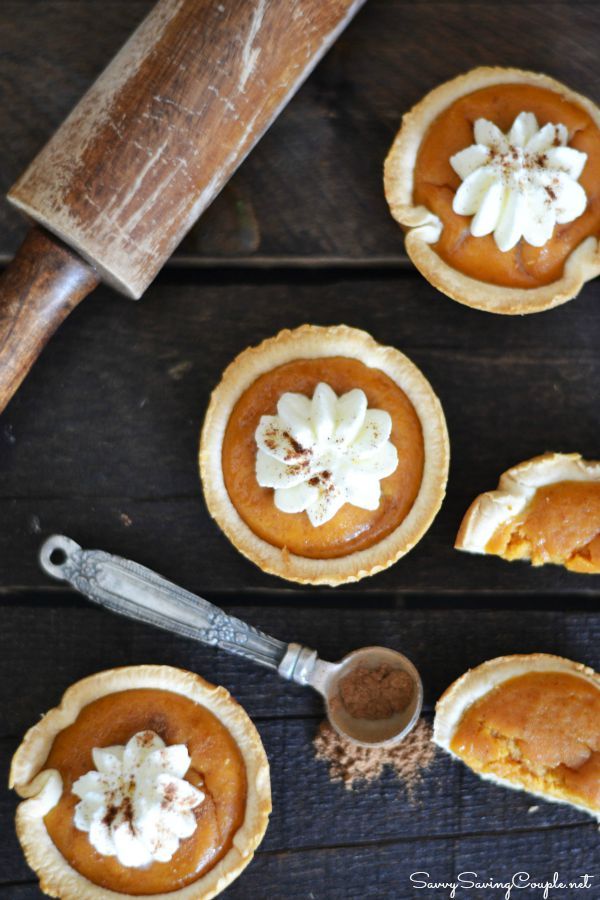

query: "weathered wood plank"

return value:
[1, 603, 598, 882]
[2, 798, 597, 898]
[2, 605, 598, 731]
[209, 828, 600, 900]
[0, 718, 593, 877]
[1, 1, 599, 265]
[0, 275, 598, 593]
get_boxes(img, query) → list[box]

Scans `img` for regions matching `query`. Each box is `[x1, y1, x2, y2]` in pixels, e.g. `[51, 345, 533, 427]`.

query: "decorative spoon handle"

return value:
[39, 534, 288, 671]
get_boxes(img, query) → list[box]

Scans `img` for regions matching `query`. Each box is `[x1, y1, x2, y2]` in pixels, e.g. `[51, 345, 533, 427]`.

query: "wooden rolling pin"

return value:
[0, 0, 365, 413]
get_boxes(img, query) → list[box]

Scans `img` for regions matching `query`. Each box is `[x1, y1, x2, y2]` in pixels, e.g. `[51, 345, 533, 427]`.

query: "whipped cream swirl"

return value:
[72, 730, 204, 867]
[450, 111, 587, 251]
[255, 382, 398, 526]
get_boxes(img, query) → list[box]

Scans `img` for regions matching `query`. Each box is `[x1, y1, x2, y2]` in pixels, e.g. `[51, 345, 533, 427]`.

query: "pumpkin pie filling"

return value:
[413, 83, 600, 288]
[42, 688, 247, 896]
[450, 672, 600, 811]
[485, 480, 600, 572]
[221, 356, 425, 559]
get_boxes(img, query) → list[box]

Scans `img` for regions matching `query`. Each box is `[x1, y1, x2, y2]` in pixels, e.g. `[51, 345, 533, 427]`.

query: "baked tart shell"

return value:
[199, 324, 449, 586]
[433, 653, 600, 820]
[10, 665, 271, 900]
[455, 451, 600, 568]
[384, 67, 600, 314]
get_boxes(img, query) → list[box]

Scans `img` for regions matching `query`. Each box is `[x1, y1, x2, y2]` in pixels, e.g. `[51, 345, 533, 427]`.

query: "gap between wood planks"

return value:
[1, 590, 599, 609]
[247, 819, 598, 854]
[0, 254, 413, 269]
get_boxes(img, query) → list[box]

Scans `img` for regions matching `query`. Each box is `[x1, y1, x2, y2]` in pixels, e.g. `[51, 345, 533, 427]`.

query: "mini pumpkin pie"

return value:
[199, 324, 449, 585]
[384, 67, 600, 313]
[456, 452, 600, 573]
[434, 654, 600, 819]
[10, 665, 271, 900]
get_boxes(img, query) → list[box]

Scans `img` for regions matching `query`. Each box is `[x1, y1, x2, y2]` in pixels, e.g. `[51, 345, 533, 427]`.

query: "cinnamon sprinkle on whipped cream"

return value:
[255, 382, 398, 526]
[450, 111, 587, 251]
[72, 730, 204, 867]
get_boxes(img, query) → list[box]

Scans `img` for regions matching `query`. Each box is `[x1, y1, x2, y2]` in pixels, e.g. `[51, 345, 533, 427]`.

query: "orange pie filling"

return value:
[450, 672, 600, 811]
[221, 357, 424, 559]
[42, 689, 247, 895]
[486, 480, 600, 572]
[413, 83, 600, 288]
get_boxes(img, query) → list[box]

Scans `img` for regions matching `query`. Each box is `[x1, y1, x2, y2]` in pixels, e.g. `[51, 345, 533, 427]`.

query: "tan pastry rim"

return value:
[199, 323, 449, 586]
[384, 66, 600, 315]
[433, 653, 600, 820]
[9, 665, 272, 900]
[455, 451, 600, 571]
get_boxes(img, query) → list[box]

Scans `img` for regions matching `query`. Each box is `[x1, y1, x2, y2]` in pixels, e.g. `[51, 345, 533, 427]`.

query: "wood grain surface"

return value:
[2, 604, 599, 897]
[1, 0, 599, 267]
[0, 0, 364, 409]
[0, 273, 598, 595]
[8, 0, 365, 297]
[1, 1, 599, 898]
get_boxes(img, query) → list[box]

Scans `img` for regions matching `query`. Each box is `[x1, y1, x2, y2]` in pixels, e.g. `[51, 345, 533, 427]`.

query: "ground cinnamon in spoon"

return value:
[313, 718, 436, 793]
[338, 664, 414, 719]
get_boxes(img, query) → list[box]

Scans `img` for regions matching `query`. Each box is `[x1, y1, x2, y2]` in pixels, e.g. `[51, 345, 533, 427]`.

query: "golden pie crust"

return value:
[433, 653, 600, 820]
[455, 451, 600, 572]
[9, 666, 271, 900]
[199, 324, 449, 586]
[384, 67, 600, 314]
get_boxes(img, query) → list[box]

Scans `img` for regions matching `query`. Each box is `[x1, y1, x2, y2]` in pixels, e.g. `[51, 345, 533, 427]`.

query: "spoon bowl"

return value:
[324, 646, 423, 747]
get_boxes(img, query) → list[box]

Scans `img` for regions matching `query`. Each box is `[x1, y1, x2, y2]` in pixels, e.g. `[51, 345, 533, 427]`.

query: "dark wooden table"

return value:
[1, 2, 599, 898]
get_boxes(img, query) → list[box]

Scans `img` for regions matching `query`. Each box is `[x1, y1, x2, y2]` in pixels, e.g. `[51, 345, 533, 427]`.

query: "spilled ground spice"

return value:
[338, 664, 414, 720]
[313, 718, 436, 793]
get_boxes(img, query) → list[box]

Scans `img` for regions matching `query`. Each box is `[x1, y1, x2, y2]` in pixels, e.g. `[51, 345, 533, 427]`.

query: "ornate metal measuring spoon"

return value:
[40, 535, 423, 748]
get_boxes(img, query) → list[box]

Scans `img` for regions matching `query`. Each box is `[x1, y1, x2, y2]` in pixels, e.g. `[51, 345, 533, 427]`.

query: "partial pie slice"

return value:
[199, 324, 449, 586]
[433, 654, 600, 820]
[10, 666, 271, 900]
[384, 67, 600, 314]
[455, 452, 600, 573]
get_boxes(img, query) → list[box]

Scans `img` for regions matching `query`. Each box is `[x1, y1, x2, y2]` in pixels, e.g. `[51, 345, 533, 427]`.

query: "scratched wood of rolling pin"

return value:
[8, 0, 365, 298]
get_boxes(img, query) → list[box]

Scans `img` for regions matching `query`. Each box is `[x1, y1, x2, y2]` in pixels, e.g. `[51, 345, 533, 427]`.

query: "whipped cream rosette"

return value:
[255, 382, 398, 526]
[451, 111, 587, 251]
[73, 730, 204, 867]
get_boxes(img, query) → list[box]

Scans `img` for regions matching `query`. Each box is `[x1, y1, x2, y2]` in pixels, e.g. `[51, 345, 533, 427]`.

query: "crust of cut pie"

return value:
[433, 653, 600, 820]
[455, 451, 600, 559]
[384, 66, 600, 314]
[199, 324, 449, 586]
[9, 665, 271, 900]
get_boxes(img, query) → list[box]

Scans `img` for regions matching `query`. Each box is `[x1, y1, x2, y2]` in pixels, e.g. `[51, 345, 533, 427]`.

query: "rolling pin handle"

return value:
[0, 227, 99, 415]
